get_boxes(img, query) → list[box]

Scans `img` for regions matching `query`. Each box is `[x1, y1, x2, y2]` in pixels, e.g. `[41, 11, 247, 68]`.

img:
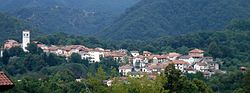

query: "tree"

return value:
[208, 41, 223, 58]
[2, 49, 10, 65]
[233, 88, 245, 93]
[86, 66, 109, 93]
[26, 43, 43, 54]
[96, 66, 107, 80]
[23, 54, 47, 71]
[5, 57, 27, 76]
[163, 64, 212, 93]
[242, 71, 250, 93]
[193, 79, 213, 93]
[8, 46, 24, 57]
[53, 69, 75, 82]
[164, 64, 182, 92]
[69, 53, 82, 63]
[45, 53, 66, 66]
[110, 66, 119, 78]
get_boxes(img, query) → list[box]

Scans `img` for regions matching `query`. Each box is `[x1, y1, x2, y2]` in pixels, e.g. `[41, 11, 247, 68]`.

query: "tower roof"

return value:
[22, 30, 30, 32]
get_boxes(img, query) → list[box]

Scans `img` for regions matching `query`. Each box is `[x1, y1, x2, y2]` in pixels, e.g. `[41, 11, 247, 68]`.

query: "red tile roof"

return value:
[0, 71, 13, 86]
[0, 71, 14, 91]
[154, 55, 167, 59]
[168, 52, 181, 58]
[170, 60, 189, 65]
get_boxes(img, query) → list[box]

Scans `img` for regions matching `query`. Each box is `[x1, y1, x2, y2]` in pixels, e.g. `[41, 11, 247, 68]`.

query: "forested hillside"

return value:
[0, 0, 139, 35]
[100, 0, 250, 40]
[0, 13, 40, 43]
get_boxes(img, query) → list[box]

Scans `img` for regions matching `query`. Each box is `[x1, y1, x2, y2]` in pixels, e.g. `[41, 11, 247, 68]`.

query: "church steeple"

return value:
[22, 30, 30, 52]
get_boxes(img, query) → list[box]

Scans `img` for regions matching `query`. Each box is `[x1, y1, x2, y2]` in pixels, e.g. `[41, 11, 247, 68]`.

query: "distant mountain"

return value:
[0, 0, 139, 35]
[99, 0, 250, 40]
[0, 13, 40, 43]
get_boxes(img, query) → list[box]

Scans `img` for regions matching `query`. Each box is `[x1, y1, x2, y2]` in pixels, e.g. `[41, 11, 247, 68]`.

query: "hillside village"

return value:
[2, 30, 223, 80]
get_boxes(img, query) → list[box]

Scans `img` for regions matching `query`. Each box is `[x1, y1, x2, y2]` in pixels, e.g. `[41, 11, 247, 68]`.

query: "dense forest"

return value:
[0, 0, 139, 35]
[0, 13, 41, 43]
[100, 0, 250, 40]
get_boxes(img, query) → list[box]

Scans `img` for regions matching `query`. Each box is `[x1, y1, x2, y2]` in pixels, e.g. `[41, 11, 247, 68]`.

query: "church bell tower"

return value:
[22, 30, 30, 52]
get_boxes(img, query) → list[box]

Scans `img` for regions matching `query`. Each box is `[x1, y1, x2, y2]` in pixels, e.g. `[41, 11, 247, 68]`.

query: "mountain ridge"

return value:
[0, 0, 139, 35]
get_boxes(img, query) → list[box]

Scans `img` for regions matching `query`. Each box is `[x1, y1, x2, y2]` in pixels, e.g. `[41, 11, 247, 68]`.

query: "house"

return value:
[88, 49, 104, 63]
[167, 52, 181, 60]
[179, 55, 195, 64]
[145, 63, 169, 74]
[131, 51, 139, 57]
[48, 46, 59, 55]
[170, 60, 189, 72]
[104, 51, 127, 63]
[189, 49, 204, 62]
[0, 71, 14, 91]
[119, 65, 133, 76]
[4, 40, 20, 49]
[37, 44, 49, 52]
[79, 49, 91, 60]
[143, 51, 152, 57]
[240, 67, 247, 72]
[132, 55, 148, 72]
[194, 62, 209, 72]
[150, 55, 169, 63]
[184, 66, 196, 74]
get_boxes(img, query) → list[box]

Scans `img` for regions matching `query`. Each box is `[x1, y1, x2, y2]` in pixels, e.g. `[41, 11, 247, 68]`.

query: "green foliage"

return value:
[0, 0, 139, 35]
[44, 53, 66, 66]
[163, 64, 213, 93]
[36, 32, 104, 48]
[207, 71, 244, 93]
[69, 53, 82, 63]
[111, 75, 167, 93]
[227, 19, 250, 31]
[100, 0, 250, 40]
[26, 43, 43, 54]
[0, 13, 28, 43]
[242, 71, 250, 93]
[1, 47, 24, 65]
[233, 88, 245, 93]
[208, 41, 223, 58]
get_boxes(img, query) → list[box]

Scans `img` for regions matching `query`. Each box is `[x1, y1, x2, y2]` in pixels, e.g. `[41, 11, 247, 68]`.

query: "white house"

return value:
[131, 51, 139, 57]
[184, 66, 196, 74]
[119, 65, 133, 76]
[170, 60, 189, 72]
[88, 50, 104, 63]
[179, 55, 195, 64]
[151, 55, 169, 63]
[132, 55, 148, 72]
[194, 62, 209, 72]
